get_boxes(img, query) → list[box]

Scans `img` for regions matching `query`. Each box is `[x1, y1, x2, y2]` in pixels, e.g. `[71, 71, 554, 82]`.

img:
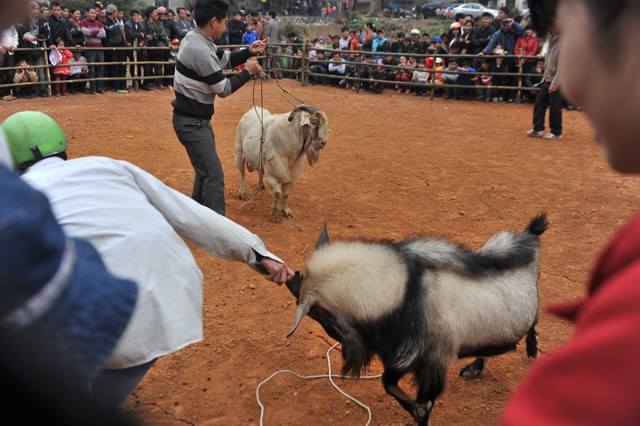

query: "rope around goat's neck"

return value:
[256, 342, 382, 426]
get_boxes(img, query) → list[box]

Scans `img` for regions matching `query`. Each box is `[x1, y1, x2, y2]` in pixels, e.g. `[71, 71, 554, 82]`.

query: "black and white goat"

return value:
[284, 215, 547, 425]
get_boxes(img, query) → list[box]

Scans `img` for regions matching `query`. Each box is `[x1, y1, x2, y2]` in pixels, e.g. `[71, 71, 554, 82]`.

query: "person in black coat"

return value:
[227, 10, 246, 49]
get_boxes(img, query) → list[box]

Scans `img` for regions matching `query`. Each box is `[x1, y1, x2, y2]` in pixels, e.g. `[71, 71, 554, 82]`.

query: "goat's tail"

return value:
[525, 213, 548, 236]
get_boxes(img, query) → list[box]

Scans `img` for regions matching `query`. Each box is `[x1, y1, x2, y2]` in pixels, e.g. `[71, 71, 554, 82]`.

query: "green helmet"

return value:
[0, 111, 67, 168]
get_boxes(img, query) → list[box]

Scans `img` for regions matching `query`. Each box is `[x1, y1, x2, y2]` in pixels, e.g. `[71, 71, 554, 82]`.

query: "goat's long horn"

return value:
[314, 222, 329, 250]
[288, 104, 320, 122]
[287, 297, 313, 337]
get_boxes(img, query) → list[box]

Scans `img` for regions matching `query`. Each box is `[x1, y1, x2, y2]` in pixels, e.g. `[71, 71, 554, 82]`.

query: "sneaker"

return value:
[544, 133, 562, 140]
[405, 88, 411, 94]
[527, 129, 545, 138]
[492, 97, 498, 103]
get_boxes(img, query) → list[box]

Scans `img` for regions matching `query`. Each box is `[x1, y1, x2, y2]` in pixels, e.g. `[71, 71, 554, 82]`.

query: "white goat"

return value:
[235, 105, 328, 221]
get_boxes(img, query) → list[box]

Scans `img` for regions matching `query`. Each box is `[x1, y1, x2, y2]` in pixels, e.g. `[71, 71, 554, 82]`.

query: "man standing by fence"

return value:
[80, 5, 106, 94]
[104, 4, 127, 92]
[15, 1, 50, 97]
[171, 0, 265, 216]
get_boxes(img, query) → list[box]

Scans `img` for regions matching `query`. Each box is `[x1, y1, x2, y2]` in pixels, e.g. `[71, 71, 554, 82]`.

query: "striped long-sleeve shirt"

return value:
[171, 29, 253, 119]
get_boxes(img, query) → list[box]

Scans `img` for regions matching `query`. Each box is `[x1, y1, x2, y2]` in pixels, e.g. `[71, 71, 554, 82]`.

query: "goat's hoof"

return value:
[283, 209, 293, 218]
[459, 365, 482, 380]
[412, 401, 432, 425]
[269, 212, 279, 222]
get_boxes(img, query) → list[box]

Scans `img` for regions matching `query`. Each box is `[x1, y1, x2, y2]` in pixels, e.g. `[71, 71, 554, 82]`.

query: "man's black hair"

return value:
[130, 9, 140, 16]
[50, 1, 61, 8]
[500, 6, 510, 14]
[177, 7, 186, 13]
[194, 0, 230, 27]
[454, 12, 464, 21]
[268, 10, 276, 18]
[481, 11, 494, 18]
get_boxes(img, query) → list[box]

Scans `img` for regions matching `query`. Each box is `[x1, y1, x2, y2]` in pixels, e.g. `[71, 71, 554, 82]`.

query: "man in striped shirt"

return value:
[172, 0, 265, 216]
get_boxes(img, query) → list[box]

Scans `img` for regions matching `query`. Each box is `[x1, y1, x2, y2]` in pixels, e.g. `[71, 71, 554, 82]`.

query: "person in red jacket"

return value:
[503, 0, 640, 424]
[514, 24, 540, 98]
[51, 39, 73, 96]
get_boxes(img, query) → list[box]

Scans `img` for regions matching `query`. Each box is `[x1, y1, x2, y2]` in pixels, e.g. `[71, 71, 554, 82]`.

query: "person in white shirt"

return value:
[1, 111, 295, 407]
[327, 50, 346, 86]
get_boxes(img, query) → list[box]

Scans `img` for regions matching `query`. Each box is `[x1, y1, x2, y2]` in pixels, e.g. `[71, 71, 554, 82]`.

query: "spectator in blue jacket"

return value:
[480, 18, 524, 102]
[241, 20, 258, 46]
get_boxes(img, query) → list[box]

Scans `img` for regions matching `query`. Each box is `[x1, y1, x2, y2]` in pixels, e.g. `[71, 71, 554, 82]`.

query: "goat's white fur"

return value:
[235, 107, 328, 221]
[302, 241, 408, 322]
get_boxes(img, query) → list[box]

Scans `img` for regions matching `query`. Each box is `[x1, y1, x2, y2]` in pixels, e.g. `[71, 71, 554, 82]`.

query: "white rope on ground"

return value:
[256, 342, 382, 426]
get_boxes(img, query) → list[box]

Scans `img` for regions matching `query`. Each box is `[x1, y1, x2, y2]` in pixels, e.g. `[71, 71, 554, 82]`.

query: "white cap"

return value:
[410, 28, 420, 36]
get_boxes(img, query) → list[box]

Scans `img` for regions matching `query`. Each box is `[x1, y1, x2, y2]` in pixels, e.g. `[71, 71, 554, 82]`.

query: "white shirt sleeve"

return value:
[118, 160, 284, 269]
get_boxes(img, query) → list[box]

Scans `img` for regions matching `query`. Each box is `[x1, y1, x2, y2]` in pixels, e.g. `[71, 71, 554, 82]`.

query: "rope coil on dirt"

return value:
[256, 342, 382, 426]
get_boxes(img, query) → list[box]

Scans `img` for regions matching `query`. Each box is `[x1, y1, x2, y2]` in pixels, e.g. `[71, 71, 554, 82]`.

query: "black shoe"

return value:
[97, 89, 105, 94]
[142, 86, 154, 91]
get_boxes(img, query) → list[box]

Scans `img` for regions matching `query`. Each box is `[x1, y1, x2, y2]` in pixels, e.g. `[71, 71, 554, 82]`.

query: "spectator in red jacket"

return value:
[514, 24, 540, 96]
[503, 0, 640, 423]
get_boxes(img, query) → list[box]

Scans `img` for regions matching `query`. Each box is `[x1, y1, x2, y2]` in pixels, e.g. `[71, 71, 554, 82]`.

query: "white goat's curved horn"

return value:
[286, 298, 313, 337]
[288, 104, 319, 122]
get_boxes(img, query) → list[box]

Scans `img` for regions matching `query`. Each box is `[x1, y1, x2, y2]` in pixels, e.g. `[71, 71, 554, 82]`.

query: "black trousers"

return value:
[104, 48, 127, 90]
[532, 81, 563, 136]
[172, 113, 226, 216]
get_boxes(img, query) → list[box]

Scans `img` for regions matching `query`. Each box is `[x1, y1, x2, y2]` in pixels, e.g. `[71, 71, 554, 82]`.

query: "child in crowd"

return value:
[472, 58, 493, 101]
[68, 51, 88, 94]
[51, 40, 73, 96]
[491, 43, 508, 102]
[411, 60, 429, 96]
[457, 60, 477, 100]
[241, 21, 258, 46]
[12, 59, 38, 98]
[394, 55, 411, 94]
[440, 58, 460, 99]
[370, 63, 387, 94]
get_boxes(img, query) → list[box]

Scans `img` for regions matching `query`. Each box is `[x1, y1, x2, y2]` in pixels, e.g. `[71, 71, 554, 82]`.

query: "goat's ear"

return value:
[299, 113, 311, 127]
[314, 222, 329, 250]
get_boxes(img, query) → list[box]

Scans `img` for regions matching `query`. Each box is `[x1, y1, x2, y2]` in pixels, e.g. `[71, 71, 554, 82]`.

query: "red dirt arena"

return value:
[2, 78, 637, 425]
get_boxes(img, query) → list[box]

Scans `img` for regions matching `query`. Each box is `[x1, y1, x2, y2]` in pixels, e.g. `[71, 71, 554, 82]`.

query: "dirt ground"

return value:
[3, 79, 639, 426]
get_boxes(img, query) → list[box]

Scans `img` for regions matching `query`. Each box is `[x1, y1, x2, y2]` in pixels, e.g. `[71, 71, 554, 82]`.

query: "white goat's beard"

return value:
[306, 144, 321, 166]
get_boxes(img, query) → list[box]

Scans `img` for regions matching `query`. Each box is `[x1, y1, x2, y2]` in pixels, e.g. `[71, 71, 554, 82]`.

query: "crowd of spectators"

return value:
[0, 0, 196, 99]
[2, 3, 550, 105]
[273, 8, 549, 104]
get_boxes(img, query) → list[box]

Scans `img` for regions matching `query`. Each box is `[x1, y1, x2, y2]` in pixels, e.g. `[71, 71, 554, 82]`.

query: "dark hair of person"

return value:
[481, 11, 493, 18]
[50, 1, 61, 8]
[177, 7, 186, 13]
[130, 9, 140, 16]
[500, 6, 509, 14]
[194, 0, 229, 27]
[268, 10, 276, 18]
